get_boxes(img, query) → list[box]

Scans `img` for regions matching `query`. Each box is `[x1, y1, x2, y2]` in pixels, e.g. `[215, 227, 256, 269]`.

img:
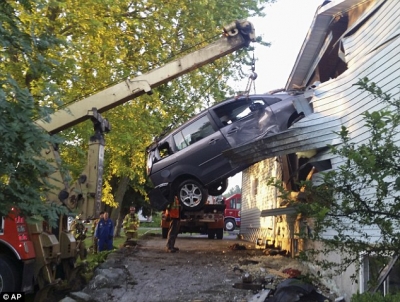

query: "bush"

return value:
[351, 292, 400, 302]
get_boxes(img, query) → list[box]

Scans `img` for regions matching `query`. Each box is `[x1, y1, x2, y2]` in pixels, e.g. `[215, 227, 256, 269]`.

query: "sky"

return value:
[227, 0, 323, 191]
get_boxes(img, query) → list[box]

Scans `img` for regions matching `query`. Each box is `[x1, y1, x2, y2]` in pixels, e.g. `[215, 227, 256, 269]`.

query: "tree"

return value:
[271, 78, 400, 283]
[223, 185, 242, 197]
[49, 0, 272, 219]
[0, 1, 70, 226]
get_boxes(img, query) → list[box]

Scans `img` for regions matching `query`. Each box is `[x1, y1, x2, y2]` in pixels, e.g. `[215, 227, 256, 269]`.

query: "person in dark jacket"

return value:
[95, 212, 114, 251]
[91, 211, 104, 254]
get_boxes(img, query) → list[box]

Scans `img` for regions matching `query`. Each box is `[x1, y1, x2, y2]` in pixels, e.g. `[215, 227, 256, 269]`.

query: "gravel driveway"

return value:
[59, 232, 317, 302]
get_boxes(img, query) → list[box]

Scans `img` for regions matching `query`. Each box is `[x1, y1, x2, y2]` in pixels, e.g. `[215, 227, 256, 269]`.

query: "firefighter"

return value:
[70, 215, 86, 240]
[70, 215, 88, 259]
[165, 197, 181, 253]
[123, 206, 140, 241]
[95, 211, 114, 251]
[91, 211, 104, 254]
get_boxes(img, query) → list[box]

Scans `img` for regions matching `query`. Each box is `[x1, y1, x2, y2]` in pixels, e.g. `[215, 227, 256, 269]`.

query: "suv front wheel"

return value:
[177, 179, 208, 211]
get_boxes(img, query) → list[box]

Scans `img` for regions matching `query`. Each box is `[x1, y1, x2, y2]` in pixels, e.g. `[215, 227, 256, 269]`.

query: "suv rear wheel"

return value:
[208, 179, 228, 196]
[177, 179, 208, 211]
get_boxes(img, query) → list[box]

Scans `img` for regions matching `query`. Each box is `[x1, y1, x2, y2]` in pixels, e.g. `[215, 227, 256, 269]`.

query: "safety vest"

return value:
[123, 213, 139, 232]
[167, 199, 180, 219]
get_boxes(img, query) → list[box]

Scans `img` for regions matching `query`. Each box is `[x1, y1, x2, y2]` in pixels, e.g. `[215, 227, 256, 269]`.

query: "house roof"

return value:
[286, 0, 374, 90]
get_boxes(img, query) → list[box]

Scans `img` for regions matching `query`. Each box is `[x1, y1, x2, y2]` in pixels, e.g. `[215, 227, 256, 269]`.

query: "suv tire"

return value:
[177, 179, 208, 211]
[208, 179, 229, 196]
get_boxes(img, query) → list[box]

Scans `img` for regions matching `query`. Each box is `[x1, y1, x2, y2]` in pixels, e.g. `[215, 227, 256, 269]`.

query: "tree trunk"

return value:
[111, 176, 129, 237]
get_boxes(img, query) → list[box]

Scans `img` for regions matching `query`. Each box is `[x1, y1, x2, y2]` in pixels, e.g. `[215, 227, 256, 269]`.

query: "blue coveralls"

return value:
[95, 218, 114, 251]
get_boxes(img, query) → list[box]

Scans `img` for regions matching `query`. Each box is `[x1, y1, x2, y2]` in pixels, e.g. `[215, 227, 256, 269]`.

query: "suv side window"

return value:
[173, 115, 215, 151]
[214, 98, 266, 126]
[158, 142, 172, 159]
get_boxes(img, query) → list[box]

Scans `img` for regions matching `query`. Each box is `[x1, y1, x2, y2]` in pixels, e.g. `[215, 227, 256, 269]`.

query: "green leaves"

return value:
[0, 0, 70, 227]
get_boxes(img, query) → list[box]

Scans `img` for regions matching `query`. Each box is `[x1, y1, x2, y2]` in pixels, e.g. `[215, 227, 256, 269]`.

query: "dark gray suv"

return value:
[147, 92, 303, 211]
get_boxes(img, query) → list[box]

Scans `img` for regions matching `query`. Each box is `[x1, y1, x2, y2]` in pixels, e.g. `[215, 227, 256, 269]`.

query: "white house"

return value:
[226, 0, 400, 299]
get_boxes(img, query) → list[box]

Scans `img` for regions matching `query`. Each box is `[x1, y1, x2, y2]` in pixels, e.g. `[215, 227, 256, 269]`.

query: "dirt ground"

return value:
[62, 231, 331, 302]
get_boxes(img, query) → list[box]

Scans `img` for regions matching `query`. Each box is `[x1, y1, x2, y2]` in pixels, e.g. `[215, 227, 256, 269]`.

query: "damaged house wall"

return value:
[241, 155, 305, 256]
[239, 0, 400, 299]
[302, 1, 400, 298]
[241, 157, 278, 244]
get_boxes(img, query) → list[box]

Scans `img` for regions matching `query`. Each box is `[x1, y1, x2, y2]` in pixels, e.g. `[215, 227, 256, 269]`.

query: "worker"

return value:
[70, 215, 88, 259]
[165, 197, 181, 253]
[70, 215, 86, 240]
[95, 211, 114, 251]
[91, 211, 104, 254]
[123, 206, 140, 241]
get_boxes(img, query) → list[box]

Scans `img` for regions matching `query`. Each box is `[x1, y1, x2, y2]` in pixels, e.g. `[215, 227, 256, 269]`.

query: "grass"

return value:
[139, 212, 162, 228]
[82, 225, 161, 254]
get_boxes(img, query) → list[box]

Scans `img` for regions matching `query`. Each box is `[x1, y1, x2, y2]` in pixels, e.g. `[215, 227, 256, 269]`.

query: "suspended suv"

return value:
[146, 92, 303, 211]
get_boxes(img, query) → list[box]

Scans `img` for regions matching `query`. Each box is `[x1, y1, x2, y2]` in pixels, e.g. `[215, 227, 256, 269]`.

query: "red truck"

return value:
[161, 193, 241, 239]
[222, 193, 241, 232]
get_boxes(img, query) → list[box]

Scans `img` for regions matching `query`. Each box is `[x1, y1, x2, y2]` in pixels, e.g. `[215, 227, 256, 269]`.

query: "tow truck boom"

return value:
[36, 20, 255, 134]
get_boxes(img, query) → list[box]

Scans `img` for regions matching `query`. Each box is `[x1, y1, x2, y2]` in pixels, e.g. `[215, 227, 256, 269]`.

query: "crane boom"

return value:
[35, 20, 255, 134]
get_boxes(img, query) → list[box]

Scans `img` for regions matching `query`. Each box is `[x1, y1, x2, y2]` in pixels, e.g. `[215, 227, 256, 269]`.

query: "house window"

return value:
[360, 254, 400, 295]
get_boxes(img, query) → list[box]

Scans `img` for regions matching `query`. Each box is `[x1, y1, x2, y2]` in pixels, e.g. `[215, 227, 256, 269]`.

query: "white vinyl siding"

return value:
[243, 0, 400, 298]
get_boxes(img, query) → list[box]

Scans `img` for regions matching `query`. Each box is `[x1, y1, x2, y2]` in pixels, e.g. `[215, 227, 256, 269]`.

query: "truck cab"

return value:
[222, 193, 241, 232]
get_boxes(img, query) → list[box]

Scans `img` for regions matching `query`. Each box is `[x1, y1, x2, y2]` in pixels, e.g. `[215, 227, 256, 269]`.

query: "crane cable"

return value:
[243, 52, 258, 96]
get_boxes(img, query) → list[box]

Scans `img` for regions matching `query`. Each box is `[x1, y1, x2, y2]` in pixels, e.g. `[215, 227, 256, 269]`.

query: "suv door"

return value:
[171, 113, 231, 185]
[213, 97, 277, 148]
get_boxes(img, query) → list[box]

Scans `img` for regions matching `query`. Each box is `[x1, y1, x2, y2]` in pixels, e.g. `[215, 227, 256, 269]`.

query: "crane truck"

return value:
[0, 20, 256, 297]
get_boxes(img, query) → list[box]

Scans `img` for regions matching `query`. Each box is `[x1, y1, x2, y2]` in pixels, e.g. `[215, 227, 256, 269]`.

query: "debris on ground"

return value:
[229, 251, 336, 302]
[229, 243, 247, 250]
[123, 239, 138, 247]
[282, 268, 302, 278]
[265, 278, 330, 302]
[263, 248, 288, 256]
[55, 234, 341, 302]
